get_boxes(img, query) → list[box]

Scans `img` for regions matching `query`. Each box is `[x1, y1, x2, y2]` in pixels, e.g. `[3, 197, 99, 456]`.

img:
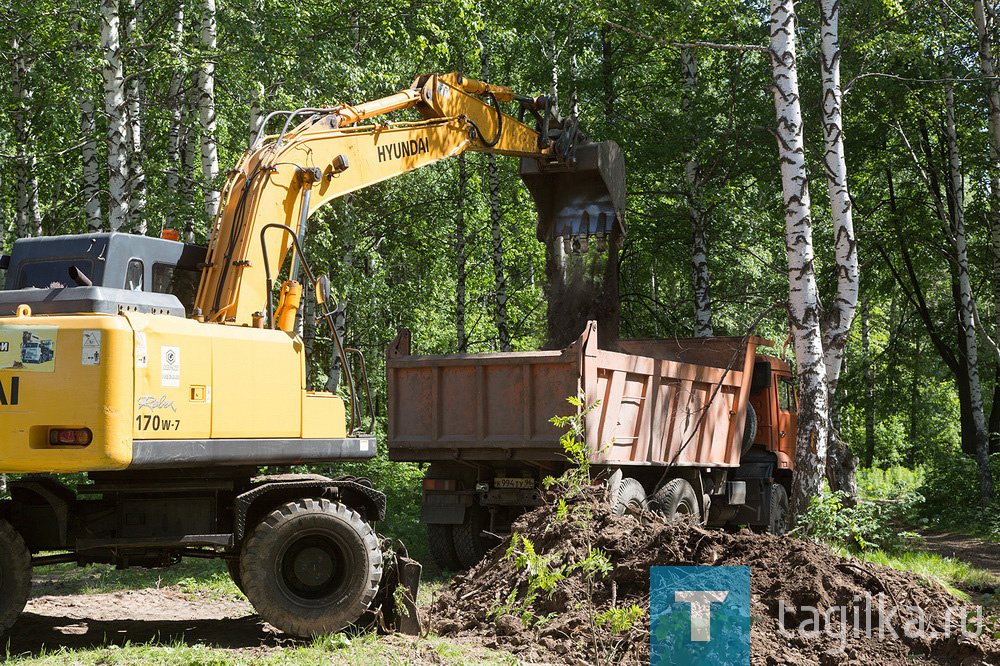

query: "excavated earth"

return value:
[431, 488, 1000, 665]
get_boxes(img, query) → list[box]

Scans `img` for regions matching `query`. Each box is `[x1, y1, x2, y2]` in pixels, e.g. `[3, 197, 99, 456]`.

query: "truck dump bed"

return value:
[386, 322, 762, 468]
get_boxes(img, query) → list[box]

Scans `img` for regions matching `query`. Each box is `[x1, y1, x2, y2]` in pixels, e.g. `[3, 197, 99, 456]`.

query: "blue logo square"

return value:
[650, 566, 754, 666]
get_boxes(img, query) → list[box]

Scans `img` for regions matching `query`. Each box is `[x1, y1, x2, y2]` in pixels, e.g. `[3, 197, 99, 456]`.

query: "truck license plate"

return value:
[494, 477, 534, 489]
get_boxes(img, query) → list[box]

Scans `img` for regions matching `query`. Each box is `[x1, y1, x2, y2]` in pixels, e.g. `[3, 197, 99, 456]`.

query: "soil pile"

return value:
[431, 489, 1000, 665]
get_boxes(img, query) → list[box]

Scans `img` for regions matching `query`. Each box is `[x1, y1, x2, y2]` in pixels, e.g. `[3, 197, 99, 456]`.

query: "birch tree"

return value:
[456, 154, 468, 352]
[10, 35, 42, 238]
[123, 0, 146, 233]
[769, 0, 829, 514]
[164, 1, 187, 231]
[682, 48, 713, 337]
[943, 81, 994, 503]
[73, 18, 102, 232]
[101, 0, 129, 231]
[818, 0, 860, 496]
[481, 40, 511, 351]
[196, 0, 219, 223]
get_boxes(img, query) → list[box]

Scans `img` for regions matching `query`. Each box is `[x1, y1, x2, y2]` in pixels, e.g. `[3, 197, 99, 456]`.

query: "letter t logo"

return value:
[674, 591, 729, 641]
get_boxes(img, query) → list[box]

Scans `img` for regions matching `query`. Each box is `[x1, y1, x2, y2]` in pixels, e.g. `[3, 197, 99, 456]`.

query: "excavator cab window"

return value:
[17, 259, 95, 290]
[152, 263, 199, 312]
[125, 259, 144, 291]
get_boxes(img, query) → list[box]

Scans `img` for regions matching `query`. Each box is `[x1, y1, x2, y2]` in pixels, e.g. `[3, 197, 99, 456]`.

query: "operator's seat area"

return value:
[0, 233, 206, 318]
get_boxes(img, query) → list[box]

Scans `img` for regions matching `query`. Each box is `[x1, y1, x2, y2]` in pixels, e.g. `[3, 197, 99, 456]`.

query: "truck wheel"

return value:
[426, 524, 462, 571]
[0, 520, 31, 633]
[768, 484, 790, 535]
[741, 403, 758, 455]
[453, 505, 489, 569]
[240, 498, 382, 637]
[649, 478, 699, 521]
[610, 477, 648, 517]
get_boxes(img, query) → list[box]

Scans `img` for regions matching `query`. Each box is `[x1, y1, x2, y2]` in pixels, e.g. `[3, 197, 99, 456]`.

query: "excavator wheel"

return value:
[225, 556, 245, 594]
[240, 497, 382, 637]
[0, 519, 31, 634]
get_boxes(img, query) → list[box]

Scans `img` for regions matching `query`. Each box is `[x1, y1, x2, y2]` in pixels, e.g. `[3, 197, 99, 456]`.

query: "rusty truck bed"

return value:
[386, 322, 762, 467]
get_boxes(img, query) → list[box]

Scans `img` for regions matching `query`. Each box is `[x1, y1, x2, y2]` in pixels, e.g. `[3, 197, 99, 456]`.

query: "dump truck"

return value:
[386, 321, 798, 569]
[0, 73, 624, 635]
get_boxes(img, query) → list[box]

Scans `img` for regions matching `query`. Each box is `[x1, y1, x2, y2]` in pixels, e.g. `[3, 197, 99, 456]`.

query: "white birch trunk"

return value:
[973, 1, 1000, 360]
[481, 44, 511, 351]
[682, 49, 713, 337]
[181, 97, 198, 242]
[196, 0, 220, 223]
[11, 37, 41, 238]
[81, 98, 102, 231]
[769, 0, 829, 515]
[164, 1, 186, 231]
[818, 0, 859, 497]
[73, 18, 103, 232]
[249, 82, 265, 148]
[488, 153, 511, 351]
[124, 0, 146, 233]
[456, 154, 468, 352]
[101, 0, 129, 231]
[944, 82, 995, 504]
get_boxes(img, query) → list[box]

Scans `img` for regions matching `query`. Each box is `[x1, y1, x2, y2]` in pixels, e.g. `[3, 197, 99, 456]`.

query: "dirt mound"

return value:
[431, 489, 1000, 665]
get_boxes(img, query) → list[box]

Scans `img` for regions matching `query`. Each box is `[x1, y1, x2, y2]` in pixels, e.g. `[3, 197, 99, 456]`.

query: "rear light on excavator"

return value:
[49, 428, 93, 446]
[422, 479, 457, 491]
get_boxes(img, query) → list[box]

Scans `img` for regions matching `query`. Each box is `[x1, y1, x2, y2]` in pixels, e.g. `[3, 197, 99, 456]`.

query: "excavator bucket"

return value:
[520, 141, 626, 251]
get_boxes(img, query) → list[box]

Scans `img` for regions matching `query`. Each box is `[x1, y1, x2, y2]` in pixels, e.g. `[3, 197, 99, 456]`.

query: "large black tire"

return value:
[741, 403, 758, 455]
[649, 478, 700, 521]
[240, 498, 382, 637]
[225, 557, 245, 594]
[453, 505, 489, 569]
[426, 523, 462, 571]
[609, 477, 648, 517]
[768, 483, 790, 535]
[0, 520, 31, 633]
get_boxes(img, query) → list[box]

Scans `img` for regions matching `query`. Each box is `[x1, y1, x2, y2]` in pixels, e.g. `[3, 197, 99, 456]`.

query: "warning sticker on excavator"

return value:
[82, 330, 101, 366]
[0, 325, 57, 372]
[161, 346, 180, 387]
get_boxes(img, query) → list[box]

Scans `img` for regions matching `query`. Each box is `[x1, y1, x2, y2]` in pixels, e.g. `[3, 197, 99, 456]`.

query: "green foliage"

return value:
[912, 451, 1000, 539]
[545, 395, 601, 496]
[857, 466, 925, 501]
[798, 490, 920, 553]
[595, 604, 644, 633]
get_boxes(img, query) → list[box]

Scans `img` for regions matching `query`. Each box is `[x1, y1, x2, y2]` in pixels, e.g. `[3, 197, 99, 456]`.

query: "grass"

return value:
[32, 557, 241, 599]
[5, 633, 522, 665]
[831, 545, 1000, 600]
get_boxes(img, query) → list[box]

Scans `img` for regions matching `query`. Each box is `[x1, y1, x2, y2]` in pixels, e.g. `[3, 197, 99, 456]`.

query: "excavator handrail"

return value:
[345, 347, 375, 436]
[259, 223, 364, 434]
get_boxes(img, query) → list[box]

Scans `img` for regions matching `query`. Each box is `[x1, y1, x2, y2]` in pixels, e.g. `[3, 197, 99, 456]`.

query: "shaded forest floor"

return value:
[918, 532, 1000, 581]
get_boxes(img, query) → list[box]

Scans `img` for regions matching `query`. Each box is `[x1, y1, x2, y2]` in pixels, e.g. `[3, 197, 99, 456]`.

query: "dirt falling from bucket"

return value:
[544, 234, 620, 350]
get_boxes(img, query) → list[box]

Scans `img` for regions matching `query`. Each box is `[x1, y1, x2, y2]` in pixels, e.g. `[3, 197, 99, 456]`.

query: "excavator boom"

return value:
[194, 72, 625, 327]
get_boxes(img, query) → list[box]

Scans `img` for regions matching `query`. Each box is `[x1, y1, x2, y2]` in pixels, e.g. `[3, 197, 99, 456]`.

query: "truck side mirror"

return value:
[315, 275, 331, 305]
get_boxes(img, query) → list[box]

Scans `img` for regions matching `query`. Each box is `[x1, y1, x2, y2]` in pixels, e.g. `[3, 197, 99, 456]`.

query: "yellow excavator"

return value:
[0, 73, 624, 636]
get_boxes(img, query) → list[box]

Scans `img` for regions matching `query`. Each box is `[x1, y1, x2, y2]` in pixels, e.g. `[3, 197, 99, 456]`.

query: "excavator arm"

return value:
[194, 72, 624, 327]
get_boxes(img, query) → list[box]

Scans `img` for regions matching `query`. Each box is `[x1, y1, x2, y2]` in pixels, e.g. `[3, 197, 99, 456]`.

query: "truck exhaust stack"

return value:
[520, 141, 626, 349]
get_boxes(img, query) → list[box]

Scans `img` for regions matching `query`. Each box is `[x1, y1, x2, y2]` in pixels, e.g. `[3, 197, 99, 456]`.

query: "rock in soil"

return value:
[430, 488, 1000, 665]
